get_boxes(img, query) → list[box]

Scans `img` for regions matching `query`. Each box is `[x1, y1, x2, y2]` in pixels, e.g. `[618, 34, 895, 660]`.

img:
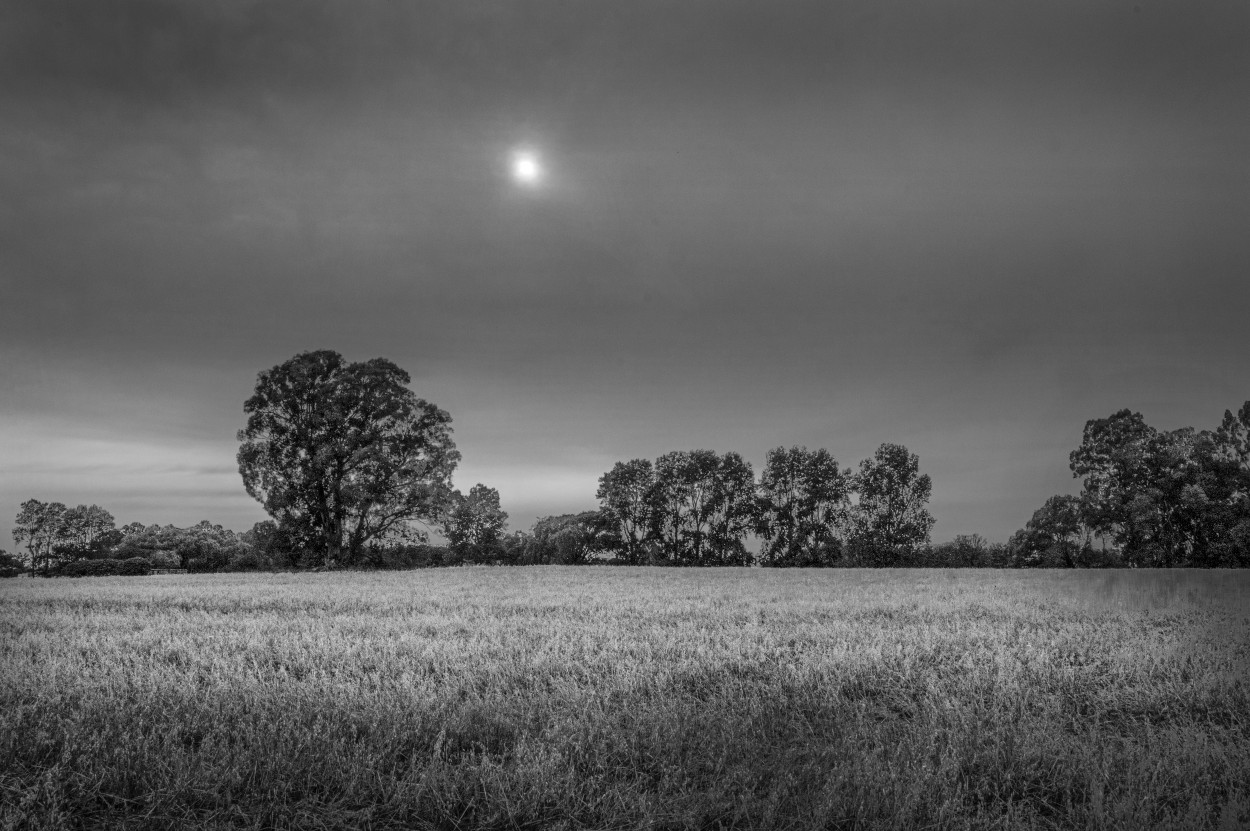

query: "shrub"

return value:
[362, 544, 449, 569]
[228, 550, 264, 571]
[57, 558, 151, 577]
[58, 560, 118, 577]
[117, 557, 152, 576]
[0, 550, 25, 578]
[148, 549, 180, 569]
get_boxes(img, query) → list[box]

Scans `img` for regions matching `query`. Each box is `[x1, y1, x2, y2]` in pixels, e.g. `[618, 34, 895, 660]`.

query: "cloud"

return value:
[1, 0, 1247, 544]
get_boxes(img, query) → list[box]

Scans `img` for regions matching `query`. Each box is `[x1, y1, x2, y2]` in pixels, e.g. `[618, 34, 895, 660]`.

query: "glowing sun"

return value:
[510, 149, 544, 187]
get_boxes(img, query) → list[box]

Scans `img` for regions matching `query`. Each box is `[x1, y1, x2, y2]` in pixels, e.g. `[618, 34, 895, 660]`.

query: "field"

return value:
[1, 568, 1248, 831]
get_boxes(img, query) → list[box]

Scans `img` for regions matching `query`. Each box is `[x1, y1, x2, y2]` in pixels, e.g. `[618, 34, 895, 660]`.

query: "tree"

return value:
[54, 504, 120, 561]
[596, 459, 655, 564]
[526, 511, 614, 565]
[757, 446, 851, 567]
[705, 452, 757, 566]
[13, 500, 67, 576]
[238, 350, 460, 567]
[647, 450, 755, 565]
[1069, 410, 1211, 566]
[1010, 495, 1093, 567]
[847, 443, 935, 565]
[442, 484, 508, 562]
[115, 521, 248, 571]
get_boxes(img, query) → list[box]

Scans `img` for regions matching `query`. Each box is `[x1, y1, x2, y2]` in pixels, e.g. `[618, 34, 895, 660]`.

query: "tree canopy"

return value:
[237, 350, 460, 567]
[847, 443, 936, 564]
[756, 446, 850, 566]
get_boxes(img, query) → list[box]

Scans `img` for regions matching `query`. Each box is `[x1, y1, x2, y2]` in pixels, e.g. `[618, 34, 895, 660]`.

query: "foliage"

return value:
[0, 550, 24, 578]
[56, 557, 152, 577]
[923, 534, 1011, 568]
[13, 500, 68, 575]
[523, 511, 614, 565]
[116, 521, 250, 572]
[360, 543, 450, 569]
[648, 450, 756, 565]
[756, 446, 850, 567]
[441, 484, 508, 562]
[1058, 401, 1250, 567]
[238, 350, 459, 568]
[1009, 495, 1093, 567]
[845, 444, 935, 565]
[52, 504, 120, 561]
[595, 459, 655, 564]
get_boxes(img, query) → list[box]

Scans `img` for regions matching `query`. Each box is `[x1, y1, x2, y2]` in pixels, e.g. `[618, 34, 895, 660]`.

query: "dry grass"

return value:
[1, 568, 1247, 830]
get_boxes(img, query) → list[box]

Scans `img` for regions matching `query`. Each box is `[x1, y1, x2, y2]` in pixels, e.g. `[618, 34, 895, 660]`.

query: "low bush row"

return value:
[55, 557, 153, 577]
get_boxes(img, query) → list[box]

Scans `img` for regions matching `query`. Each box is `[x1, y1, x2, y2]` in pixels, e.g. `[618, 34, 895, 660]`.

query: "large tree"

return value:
[238, 350, 460, 567]
[756, 446, 850, 566]
[847, 443, 934, 564]
[596, 459, 655, 564]
[1068, 410, 1210, 566]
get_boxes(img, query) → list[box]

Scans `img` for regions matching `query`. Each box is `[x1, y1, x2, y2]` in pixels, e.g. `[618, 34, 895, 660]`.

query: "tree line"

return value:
[5, 350, 1248, 574]
[1011, 404, 1250, 568]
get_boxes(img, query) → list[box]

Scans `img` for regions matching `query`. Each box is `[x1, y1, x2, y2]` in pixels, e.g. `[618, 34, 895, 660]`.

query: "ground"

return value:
[1, 568, 1247, 830]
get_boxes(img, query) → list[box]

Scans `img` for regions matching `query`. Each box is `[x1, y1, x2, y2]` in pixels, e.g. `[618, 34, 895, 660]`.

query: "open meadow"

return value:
[1, 568, 1247, 830]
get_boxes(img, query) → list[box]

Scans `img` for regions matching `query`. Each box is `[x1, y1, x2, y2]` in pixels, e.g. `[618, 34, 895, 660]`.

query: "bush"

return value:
[117, 557, 152, 576]
[0, 550, 25, 578]
[362, 544, 449, 569]
[57, 558, 151, 577]
[228, 550, 265, 571]
[147, 549, 180, 569]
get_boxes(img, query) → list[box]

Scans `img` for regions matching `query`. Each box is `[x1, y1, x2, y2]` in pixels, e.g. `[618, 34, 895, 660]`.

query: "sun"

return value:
[510, 149, 544, 187]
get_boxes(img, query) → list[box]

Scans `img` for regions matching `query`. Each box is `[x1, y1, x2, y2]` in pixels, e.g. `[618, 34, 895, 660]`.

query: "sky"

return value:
[2, 0, 1248, 548]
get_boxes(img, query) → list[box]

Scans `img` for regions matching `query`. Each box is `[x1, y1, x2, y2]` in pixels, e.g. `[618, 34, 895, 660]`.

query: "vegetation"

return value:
[237, 350, 460, 568]
[1, 568, 1246, 830]
[1015, 403, 1250, 568]
[7, 350, 1249, 570]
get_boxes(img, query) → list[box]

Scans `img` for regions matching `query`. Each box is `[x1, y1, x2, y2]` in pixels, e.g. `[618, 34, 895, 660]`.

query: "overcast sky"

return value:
[2, 0, 1248, 547]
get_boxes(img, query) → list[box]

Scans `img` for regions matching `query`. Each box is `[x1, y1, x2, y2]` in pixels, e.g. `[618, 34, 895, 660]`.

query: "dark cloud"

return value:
[2, 0, 1248, 544]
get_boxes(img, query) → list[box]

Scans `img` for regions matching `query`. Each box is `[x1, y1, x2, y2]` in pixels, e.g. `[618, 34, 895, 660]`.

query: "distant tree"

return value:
[846, 443, 935, 565]
[442, 484, 508, 562]
[13, 500, 67, 576]
[526, 511, 614, 565]
[1010, 495, 1092, 567]
[53, 504, 120, 561]
[237, 350, 460, 568]
[705, 452, 757, 566]
[648, 450, 754, 565]
[114, 521, 248, 571]
[1200, 402, 1250, 566]
[926, 534, 999, 568]
[649, 450, 717, 564]
[757, 446, 851, 567]
[596, 459, 655, 564]
[1069, 410, 1210, 566]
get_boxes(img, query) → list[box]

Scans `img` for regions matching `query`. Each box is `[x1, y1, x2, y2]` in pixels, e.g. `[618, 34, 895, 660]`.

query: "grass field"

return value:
[1, 568, 1248, 830]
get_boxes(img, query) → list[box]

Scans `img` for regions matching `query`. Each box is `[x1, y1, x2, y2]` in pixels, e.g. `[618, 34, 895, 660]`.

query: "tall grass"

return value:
[2, 568, 1247, 830]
